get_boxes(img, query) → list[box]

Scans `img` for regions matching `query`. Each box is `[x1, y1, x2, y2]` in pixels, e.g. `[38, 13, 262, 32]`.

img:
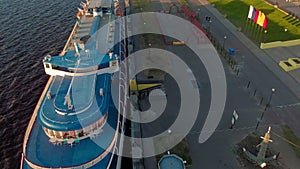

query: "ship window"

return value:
[70, 130, 76, 138]
[43, 127, 48, 133]
[92, 123, 97, 130]
[49, 130, 54, 137]
[45, 63, 50, 68]
[59, 131, 64, 138]
[97, 120, 101, 128]
[78, 130, 84, 137]
[62, 132, 69, 139]
[84, 126, 91, 134]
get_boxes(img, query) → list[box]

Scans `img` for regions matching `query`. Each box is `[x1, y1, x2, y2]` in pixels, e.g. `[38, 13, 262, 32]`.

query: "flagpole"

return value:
[254, 24, 258, 42]
[245, 18, 251, 35]
[251, 22, 257, 40]
[258, 27, 264, 43]
[254, 25, 260, 42]
[263, 30, 268, 43]
[249, 21, 253, 39]
[246, 5, 255, 36]
[258, 27, 262, 43]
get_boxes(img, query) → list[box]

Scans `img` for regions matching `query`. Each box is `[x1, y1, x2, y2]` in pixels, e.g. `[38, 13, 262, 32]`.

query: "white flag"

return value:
[248, 5, 254, 19]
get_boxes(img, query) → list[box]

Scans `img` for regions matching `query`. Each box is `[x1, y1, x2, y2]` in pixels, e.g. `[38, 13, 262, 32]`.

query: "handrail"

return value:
[22, 76, 53, 154]
[24, 127, 118, 169]
[60, 21, 79, 56]
[21, 19, 78, 168]
[116, 16, 128, 169]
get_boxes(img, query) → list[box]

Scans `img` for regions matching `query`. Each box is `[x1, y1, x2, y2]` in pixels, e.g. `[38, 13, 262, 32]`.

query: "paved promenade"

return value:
[191, 0, 300, 131]
[128, 0, 300, 168]
[266, 0, 300, 18]
[187, 0, 300, 168]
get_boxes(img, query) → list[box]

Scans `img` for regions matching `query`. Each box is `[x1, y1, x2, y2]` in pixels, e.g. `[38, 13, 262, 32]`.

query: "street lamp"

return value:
[148, 43, 151, 57]
[264, 30, 267, 43]
[167, 129, 172, 151]
[265, 88, 275, 110]
[256, 88, 275, 130]
[223, 35, 227, 49]
[196, 9, 201, 21]
[208, 20, 212, 32]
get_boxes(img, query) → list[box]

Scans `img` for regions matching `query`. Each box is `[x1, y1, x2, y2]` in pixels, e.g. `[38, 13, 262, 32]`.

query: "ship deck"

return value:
[24, 93, 118, 168]
[38, 73, 110, 131]
[44, 50, 111, 69]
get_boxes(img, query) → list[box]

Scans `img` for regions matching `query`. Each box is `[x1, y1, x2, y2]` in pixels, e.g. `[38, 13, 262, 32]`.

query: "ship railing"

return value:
[20, 153, 24, 168]
[116, 15, 128, 169]
[23, 124, 119, 169]
[21, 76, 54, 168]
[60, 21, 79, 56]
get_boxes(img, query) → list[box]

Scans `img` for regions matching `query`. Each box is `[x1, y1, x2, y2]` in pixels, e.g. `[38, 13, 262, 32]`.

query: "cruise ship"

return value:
[20, 0, 127, 168]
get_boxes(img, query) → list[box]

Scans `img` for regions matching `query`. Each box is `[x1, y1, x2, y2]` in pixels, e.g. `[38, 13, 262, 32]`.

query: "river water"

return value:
[0, 0, 81, 168]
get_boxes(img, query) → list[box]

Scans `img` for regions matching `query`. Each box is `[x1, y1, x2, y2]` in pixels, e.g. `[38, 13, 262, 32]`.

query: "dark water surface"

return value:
[0, 0, 81, 168]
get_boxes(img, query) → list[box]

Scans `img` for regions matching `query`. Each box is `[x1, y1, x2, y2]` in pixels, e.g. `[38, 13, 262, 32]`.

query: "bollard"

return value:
[247, 81, 251, 88]
[259, 97, 263, 105]
[264, 103, 269, 111]
[253, 89, 257, 96]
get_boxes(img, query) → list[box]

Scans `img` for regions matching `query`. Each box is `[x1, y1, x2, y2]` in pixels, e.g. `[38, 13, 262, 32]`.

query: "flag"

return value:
[263, 15, 268, 29]
[254, 10, 260, 23]
[257, 12, 265, 27]
[251, 8, 256, 20]
[247, 5, 254, 19]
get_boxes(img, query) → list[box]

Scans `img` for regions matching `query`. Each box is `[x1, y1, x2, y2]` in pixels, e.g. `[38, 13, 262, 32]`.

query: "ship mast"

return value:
[64, 44, 81, 110]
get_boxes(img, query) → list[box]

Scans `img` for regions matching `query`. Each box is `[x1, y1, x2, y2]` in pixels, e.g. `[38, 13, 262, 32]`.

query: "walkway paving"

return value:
[266, 0, 300, 18]
[128, 0, 300, 168]
[186, 0, 300, 168]
[191, 0, 300, 129]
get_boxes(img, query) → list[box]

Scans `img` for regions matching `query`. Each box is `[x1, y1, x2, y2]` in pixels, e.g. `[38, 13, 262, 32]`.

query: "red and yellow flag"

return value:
[257, 12, 265, 27]
[254, 10, 260, 23]
[263, 15, 268, 29]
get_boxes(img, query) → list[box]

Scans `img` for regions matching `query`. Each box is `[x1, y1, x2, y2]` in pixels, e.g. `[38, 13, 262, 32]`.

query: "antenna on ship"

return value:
[74, 42, 80, 56]
[64, 56, 81, 111]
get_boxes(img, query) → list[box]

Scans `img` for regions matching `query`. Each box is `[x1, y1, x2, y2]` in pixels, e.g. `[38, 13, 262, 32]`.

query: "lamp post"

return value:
[256, 88, 275, 130]
[196, 9, 201, 22]
[223, 35, 227, 49]
[148, 43, 151, 57]
[265, 88, 275, 110]
[208, 20, 212, 33]
[167, 129, 172, 151]
[264, 30, 267, 43]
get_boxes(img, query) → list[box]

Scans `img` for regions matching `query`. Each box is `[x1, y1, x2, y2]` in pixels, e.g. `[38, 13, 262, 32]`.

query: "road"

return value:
[128, 0, 300, 168]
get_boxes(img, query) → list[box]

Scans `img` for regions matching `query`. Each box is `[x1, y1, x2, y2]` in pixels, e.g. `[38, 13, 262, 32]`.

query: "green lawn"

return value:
[132, 0, 152, 12]
[155, 138, 192, 166]
[207, 0, 300, 42]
